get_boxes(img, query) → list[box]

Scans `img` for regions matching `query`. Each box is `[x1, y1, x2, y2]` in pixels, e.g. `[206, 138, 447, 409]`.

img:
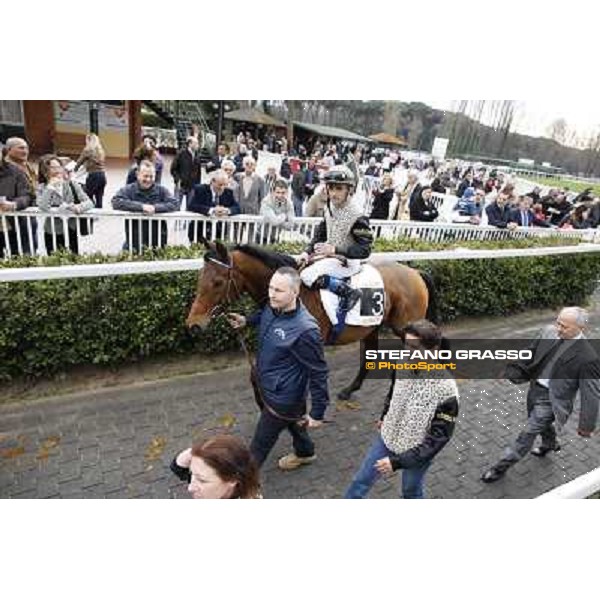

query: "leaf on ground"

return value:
[217, 413, 236, 429]
[36, 436, 61, 460]
[336, 400, 362, 411]
[41, 435, 60, 449]
[144, 436, 167, 461]
[0, 446, 26, 459]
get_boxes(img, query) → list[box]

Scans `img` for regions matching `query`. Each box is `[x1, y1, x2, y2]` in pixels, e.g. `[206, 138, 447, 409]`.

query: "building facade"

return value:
[0, 100, 142, 158]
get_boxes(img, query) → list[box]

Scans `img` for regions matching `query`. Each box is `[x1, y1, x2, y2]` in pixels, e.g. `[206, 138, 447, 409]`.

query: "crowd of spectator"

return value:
[2, 128, 600, 258]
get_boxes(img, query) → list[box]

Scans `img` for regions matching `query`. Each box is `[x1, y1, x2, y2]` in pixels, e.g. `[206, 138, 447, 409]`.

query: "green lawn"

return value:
[521, 176, 600, 197]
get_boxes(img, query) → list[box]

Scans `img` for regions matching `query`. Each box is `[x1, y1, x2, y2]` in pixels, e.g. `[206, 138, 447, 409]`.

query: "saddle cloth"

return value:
[320, 264, 385, 327]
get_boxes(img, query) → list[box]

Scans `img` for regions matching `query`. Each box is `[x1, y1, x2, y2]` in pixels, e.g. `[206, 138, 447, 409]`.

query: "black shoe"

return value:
[531, 444, 561, 457]
[481, 467, 506, 483]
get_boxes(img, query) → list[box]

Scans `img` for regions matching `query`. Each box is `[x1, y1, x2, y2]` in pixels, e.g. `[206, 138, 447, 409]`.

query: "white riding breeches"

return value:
[300, 257, 362, 287]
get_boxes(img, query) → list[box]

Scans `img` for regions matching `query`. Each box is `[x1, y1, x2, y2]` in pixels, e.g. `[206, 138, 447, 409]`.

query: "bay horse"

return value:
[186, 240, 437, 400]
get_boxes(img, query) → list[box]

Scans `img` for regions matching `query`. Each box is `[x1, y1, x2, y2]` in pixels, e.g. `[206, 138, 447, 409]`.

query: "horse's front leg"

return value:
[337, 329, 378, 400]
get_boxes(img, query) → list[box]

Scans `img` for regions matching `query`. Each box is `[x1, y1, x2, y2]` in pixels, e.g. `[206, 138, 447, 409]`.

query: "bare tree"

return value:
[548, 118, 569, 145]
[383, 101, 400, 135]
[285, 100, 302, 148]
[497, 100, 516, 155]
[582, 127, 600, 176]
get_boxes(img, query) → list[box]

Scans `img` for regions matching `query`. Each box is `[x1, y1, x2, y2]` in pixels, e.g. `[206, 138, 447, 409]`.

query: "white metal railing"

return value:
[537, 467, 600, 499]
[431, 192, 456, 221]
[0, 207, 597, 260]
[1, 244, 600, 283]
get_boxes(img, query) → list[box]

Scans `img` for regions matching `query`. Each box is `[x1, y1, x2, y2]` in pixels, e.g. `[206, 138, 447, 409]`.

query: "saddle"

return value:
[318, 265, 385, 327]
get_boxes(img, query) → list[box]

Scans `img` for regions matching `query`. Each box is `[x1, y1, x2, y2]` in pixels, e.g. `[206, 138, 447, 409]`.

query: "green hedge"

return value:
[1, 243, 599, 382]
[415, 254, 600, 321]
[0, 270, 259, 382]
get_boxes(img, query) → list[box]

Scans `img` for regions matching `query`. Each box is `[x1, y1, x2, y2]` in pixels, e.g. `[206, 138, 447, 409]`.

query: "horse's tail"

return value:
[419, 271, 439, 324]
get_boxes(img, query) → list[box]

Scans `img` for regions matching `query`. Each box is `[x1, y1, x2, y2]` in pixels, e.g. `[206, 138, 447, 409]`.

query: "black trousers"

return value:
[187, 221, 227, 244]
[0, 218, 36, 257]
[1, 230, 20, 258]
[85, 171, 107, 208]
[0, 230, 18, 258]
[123, 220, 167, 253]
[45, 231, 79, 255]
[250, 409, 315, 467]
[495, 382, 557, 471]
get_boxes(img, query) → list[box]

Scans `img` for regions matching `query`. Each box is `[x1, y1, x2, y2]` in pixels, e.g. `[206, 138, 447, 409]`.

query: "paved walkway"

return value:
[2, 300, 600, 499]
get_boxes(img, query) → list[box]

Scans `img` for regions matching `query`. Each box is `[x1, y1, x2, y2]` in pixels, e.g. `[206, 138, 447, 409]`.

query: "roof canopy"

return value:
[293, 121, 371, 142]
[369, 132, 407, 146]
[223, 107, 286, 127]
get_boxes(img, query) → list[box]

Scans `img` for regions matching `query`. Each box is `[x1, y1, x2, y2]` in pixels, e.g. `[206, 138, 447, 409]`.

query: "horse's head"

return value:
[186, 238, 236, 331]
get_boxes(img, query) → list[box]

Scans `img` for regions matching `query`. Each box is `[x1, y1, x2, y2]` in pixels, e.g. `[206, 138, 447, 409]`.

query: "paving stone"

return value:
[105, 488, 131, 499]
[3, 306, 600, 499]
[57, 462, 82, 484]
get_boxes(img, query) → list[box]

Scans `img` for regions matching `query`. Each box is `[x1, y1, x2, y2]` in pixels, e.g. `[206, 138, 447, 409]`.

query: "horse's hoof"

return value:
[337, 389, 352, 401]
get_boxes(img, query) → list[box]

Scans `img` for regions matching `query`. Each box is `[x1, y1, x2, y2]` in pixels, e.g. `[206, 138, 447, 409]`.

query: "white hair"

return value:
[243, 155, 256, 167]
[561, 307, 588, 328]
[221, 159, 236, 171]
[5, 137, 27, 149]
[210, 169, 228, 183]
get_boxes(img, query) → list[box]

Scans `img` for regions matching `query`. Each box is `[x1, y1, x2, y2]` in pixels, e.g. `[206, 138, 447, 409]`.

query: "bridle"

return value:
[205, 255, 242, 321]
[204, 254, 256, 381]
[203, 255, 259, 379]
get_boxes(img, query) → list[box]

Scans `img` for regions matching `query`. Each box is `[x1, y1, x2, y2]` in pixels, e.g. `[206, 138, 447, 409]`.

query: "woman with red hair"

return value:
[171, 435, 261, 499]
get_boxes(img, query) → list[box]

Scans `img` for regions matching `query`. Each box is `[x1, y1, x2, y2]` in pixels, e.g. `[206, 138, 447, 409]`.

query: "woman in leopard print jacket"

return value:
[345, 320, 459, 499]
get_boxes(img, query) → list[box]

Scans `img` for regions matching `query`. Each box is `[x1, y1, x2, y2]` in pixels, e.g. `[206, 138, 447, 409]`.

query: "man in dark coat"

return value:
[486, 192, 517, 229]
[227, 267, 329, 469]
[170, 136, 201, 208]
[112, 160, 180, 253]
[205, 143, 231, 175]
[409, 186, 439, 222]
[291, 166, 307, 216]
[0, 157, 33, 258]
[508, 196, 550, 228]
[482, 307, 600, 483]
[187, 169, 240, 243]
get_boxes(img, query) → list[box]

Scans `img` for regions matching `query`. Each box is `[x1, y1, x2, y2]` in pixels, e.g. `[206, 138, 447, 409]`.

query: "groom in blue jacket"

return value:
[228, 266, 329, 470]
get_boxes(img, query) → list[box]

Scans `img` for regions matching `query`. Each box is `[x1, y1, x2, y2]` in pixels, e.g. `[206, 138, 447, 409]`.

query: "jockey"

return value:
[298, 165, 373, 312]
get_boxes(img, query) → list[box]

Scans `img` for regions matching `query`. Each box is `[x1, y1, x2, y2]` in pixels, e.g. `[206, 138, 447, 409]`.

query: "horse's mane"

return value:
[234, 244, 297, 271]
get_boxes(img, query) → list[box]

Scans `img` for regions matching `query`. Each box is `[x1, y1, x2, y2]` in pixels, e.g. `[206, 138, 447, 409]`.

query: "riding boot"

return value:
[313, 274, 362, 312]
